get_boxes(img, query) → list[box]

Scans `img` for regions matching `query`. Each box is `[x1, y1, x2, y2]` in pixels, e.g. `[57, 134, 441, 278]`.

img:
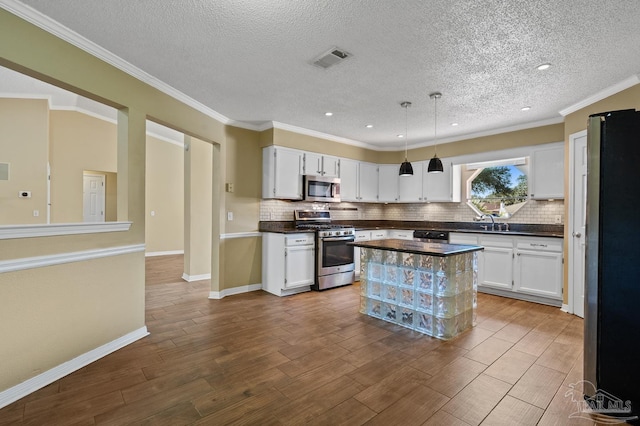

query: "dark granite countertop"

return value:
[258, 220, 564, 238]
[349, 239, 483, 257]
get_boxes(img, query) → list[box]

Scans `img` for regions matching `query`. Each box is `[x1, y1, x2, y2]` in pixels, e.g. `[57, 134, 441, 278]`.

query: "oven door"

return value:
[318, 235, 355, 276]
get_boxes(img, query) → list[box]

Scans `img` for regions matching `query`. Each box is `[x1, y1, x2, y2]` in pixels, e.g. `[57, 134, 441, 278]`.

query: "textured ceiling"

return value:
[6, 0, 640, 149]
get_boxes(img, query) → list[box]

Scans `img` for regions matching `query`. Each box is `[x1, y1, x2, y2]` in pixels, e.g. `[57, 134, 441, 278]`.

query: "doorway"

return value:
[568, 130, 587, 318]
[83, 173, 105, 223]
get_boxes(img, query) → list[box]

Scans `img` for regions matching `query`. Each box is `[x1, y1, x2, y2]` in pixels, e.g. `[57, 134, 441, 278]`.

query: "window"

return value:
[465, 157, 529, 218]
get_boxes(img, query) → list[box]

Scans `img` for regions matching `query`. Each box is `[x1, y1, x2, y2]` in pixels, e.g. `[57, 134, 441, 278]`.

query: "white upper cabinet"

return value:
[303, 152, 323, 176]
[378, 164, 400, 202]
[530, 145, 564, 199]
[422, 161, 461, 202]
[262, 146, 303, 200]
[304, 152, 340, 177]
[339, 158, 359, 202]
[340, 159, 378, 202]
[398, 161, 424, 202]
[359, 162, 379, 202]
[322, 155, 341, 177]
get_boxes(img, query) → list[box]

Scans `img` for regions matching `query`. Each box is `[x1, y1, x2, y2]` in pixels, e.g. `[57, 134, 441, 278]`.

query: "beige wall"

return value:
[222, 237, 262, 290]
[224, 126, 261, 233]
[262, 123, 564, 166]
[0, 98, 49, 225]
[564, 84, 640, 137]
[266, 128, 382, 163]
[104, 171, 118, 222]
[0, 252, 144, 391]
[0, 8, 224, 395]
[145, 135, 184, 253]
[49, 110, 117, 223]
[184, 137, 213, 277]
[221, 126, 263, 287]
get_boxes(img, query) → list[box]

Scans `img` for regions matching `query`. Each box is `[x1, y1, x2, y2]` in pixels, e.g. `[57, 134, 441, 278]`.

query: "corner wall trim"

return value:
[0, 326, 149, 409]
[145, 250, 184, 257]
[209, 283, 262, 299]
[0, 244, 145, 274]
[182, 272, 211, 282]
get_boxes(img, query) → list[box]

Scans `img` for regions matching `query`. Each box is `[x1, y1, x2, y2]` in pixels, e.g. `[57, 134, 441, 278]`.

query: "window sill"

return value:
[0, 222, 133, 240]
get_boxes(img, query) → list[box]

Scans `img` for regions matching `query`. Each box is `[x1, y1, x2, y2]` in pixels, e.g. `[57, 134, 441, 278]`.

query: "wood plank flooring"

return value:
[1, 254, 594, 425]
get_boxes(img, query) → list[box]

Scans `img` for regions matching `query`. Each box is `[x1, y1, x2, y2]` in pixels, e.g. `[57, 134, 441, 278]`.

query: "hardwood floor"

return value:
[1, 254, 593, 425]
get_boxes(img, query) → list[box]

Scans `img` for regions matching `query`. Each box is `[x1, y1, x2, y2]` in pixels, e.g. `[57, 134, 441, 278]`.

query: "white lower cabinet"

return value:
[449, 232, 563, 305]
[514, 238, 563, 299]
[262, 233, 314, 296]
[354, 230, 371, 280]
[388, 229, 414, 240]
[370, 230, 388, 240]
[479, 235, 514, 291]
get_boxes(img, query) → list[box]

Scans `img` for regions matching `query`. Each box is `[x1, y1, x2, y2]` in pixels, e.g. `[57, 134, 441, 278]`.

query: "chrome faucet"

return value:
[481, 214, 496, 231]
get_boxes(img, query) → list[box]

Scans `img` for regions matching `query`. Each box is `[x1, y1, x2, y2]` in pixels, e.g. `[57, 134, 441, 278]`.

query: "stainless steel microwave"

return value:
[304, 175, 341, 203]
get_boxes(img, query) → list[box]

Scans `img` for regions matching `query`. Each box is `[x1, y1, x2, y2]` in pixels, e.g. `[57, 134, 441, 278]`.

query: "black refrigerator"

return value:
[585, 109, 640, 422]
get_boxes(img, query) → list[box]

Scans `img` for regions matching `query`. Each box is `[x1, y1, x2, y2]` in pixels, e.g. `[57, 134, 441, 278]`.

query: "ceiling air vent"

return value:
[311, 47, 351, 69]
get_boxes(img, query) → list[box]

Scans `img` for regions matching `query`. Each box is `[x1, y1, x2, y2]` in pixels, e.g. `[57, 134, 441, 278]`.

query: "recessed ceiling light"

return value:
[365, 124, 373, 128]
[325, 112, 333, 116]
[397, 134, 404, 138]
[521, 106, 531, 111]
[536, 63, 551, 71]
[451, 122, 459, 127]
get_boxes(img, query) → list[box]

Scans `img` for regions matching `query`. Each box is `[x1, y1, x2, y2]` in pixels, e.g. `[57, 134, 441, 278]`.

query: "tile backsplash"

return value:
[260, 199, 565, 224]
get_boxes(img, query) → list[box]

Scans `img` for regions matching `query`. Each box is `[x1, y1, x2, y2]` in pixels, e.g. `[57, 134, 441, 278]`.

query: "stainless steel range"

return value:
[294, 210, 355, 290]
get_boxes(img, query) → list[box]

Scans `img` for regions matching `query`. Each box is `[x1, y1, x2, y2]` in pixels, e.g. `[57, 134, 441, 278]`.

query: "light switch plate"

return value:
[227, 211, 233, 221]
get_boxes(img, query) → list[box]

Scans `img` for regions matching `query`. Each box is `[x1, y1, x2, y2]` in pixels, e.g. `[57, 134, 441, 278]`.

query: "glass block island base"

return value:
[352, 239, 483, 340]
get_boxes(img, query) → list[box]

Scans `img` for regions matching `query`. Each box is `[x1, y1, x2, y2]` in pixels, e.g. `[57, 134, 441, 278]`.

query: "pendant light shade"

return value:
[399, 101, 413, 176]
[428, 155, 443, 173]
[399, 160, 414, 176]
[428, 92, 444, 174]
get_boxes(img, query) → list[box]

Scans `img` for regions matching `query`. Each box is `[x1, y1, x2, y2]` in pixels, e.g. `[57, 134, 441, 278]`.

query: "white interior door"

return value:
[83, 174, 105, 222]
[569, 131, 587, 318]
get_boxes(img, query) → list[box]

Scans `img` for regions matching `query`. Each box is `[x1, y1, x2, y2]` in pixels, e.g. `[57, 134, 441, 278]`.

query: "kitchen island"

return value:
[350, 239, 483, 340]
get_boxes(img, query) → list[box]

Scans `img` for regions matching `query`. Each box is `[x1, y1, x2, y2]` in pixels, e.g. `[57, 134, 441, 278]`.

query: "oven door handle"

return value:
[322, 236, 355, 242]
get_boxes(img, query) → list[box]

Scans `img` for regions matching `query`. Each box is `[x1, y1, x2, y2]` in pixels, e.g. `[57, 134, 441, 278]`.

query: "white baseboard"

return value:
[145, 250, 184, 257]
[209, 283, 262, 299]
[561, 303, 571, 314]
[182, 272, 211, 282]
[0, 326, 149, 409]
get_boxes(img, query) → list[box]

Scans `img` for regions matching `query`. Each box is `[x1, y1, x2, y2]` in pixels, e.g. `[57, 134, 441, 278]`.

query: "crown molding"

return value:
[0, 0, 230, 125]
[272, 121, 374, 149]
[559, 74, 640, 117]
[408, 116, 565, 150]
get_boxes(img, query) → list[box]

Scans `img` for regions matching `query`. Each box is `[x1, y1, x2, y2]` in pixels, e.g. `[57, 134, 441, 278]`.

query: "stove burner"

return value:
[296, 224, 352, 230]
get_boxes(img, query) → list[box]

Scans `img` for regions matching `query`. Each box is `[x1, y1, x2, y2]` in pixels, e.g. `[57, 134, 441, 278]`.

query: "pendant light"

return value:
[428, 92, 444, 173]
[399, 101, 413, 176]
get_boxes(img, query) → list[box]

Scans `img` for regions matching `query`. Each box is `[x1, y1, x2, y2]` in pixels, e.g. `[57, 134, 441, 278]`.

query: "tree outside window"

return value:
[468, 164, 528, 217]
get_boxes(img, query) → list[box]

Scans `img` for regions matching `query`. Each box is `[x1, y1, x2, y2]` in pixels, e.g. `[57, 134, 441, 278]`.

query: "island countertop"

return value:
[349, 238, 483, 257]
